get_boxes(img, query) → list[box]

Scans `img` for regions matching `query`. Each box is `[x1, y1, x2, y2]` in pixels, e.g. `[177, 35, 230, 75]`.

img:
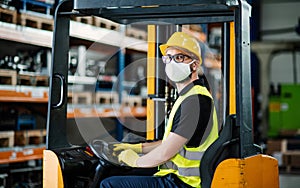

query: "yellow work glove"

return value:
[113, 143, 142, 153]
[118, 149, 139, 167]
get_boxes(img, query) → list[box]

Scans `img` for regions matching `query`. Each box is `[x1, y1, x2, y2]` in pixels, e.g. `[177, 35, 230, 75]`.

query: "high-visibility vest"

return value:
[155, 85, 219, 188]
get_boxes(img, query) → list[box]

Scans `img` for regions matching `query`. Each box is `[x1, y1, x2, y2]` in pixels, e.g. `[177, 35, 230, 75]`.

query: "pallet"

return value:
[68, 91, 93, 104]
[0, 69, 17, 85]
[266, 139, 300, 155]
[95, 91, 119, 104]
[0, 131, 14, 148]
[126, 27, 147, 40]
[267, 138, 300, 172]
[0, 7, 18, 24]
[14, 129, 46, 146]
[122, 95, 142, 107]
[17, 73, 49, 86]
[72, 16, 93, 25]
[19, 12, 53, 31]
[93, 17, 119, 31]
[282, 151, 300, 173]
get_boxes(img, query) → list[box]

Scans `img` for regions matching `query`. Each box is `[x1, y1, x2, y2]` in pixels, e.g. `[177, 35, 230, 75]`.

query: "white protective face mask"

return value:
[165, 60, 195, 82]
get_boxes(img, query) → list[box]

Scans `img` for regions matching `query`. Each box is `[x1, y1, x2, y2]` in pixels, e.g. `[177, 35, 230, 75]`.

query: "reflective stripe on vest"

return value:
[155, 85, 219, 187]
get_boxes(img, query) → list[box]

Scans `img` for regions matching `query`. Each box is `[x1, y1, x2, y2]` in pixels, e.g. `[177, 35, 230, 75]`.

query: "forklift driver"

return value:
[100, 32, 219, 188]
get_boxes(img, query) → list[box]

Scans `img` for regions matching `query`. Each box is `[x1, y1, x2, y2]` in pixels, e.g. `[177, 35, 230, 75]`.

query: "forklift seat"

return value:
[200, 114, 240, 188]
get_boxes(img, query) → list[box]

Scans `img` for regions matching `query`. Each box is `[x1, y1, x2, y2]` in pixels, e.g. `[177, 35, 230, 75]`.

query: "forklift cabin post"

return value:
[46, 0, 72, 150]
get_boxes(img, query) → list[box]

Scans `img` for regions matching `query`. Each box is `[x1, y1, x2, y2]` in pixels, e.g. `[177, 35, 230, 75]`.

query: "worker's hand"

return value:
[118, 149, 139, 167]
[112, 143, 142, 153]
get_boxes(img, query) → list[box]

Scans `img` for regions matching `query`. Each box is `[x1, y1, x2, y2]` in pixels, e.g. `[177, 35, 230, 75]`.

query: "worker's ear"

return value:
[192, 62, 198, 71]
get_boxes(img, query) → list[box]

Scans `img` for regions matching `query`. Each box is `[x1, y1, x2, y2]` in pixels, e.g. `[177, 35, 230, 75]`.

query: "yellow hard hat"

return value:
[159, 32, 202, 64]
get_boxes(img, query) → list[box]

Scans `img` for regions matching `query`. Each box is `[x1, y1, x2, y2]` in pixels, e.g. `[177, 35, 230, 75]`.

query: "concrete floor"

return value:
[280, 174, 300, 188]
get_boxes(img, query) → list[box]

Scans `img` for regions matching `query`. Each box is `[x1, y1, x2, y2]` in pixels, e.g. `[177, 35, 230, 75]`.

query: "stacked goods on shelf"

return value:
[93, 16, 119, 31]
[0, 129, 46, 148]
[0, 131, 14, 148]
[14, 129, 46, 146]
[126, 26, 147, 40]
[266, 138, 300, 172]
[0, 78, 48, 148]
[0, 2, 146, 40]
[0, 0, 148, 156]
[95, 91, 119, 105]
[0, 1, 146, 187]
[268, 84, 300, 138]
[0, 0, 54, 30]
[267, 84, 300, 173]
[0, 48, 51, 86]
[122, 94, 143, 107]
[68, 91, 93, 105]
[19, 11, 53, 30]
[67, 90, 146, 118]
[0, 69, 17, 85]
[0, 6, 53, 30]
[0, 5, 17, 24]
[18, 72, 49, 86]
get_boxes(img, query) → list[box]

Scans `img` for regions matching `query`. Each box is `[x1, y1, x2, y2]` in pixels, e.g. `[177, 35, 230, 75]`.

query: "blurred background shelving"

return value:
[0, 0, 149, 186]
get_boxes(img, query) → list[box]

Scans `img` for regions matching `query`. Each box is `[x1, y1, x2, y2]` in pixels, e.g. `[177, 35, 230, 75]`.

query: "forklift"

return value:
[44, 0, 279, 187]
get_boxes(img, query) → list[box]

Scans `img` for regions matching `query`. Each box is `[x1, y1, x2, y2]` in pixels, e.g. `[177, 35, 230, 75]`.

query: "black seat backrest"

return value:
[200, 114, 240, 188]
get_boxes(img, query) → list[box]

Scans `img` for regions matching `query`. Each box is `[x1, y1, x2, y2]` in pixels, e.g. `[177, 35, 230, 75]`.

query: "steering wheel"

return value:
[89, 139, 128, 167]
